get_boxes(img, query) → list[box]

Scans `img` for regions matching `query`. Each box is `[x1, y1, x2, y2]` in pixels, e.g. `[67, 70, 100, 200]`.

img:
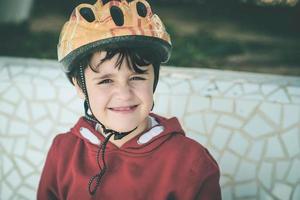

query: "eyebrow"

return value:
[93, 74, 113, 81]
[93, 71, 149, 81]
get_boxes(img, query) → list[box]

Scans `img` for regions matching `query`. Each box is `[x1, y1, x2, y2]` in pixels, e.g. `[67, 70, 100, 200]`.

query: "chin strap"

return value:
[79, 65, 137, 195]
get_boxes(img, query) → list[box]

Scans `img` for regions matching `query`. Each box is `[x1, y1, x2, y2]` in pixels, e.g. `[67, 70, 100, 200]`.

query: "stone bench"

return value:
[0, 57, 299, 199]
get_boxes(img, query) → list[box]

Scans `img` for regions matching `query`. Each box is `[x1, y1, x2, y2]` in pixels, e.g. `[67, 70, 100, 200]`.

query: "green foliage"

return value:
[0, 23, 58, 59]
[166, 24, 243, 68]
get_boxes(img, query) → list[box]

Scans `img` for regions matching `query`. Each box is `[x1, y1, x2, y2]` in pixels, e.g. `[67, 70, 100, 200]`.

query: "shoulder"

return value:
[48, 131, 78, 154]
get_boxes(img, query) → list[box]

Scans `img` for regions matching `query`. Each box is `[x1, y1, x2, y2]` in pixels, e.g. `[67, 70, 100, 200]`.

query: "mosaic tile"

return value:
[265, 136, 285, 158]
[203, 113, 218, 133]
[247, 140, 264, 161]
[287, 86, 300, 95]
[1, 182, 13, 200]
[281, 127, 300, 157]
[0, 115, 8, 133]
[228, 132, 249, 156]
[9, 65, 25, 76]
[235, 160, 256, 181]
[66, 98, 83, 114]
[15, 156, 35, 176]
[187, 96, 210, 112]
[6, 170, 22, 189]
[0, 101, 15, 115]
[268, 89, 290, 103]
[153, 94, 170, 115]
[15, 100, 30, 121]
[13, 138, 27, 157]
[282, 105, 300, 128]
[243, 94, 265, 101]
[25, 149, 45, 167]
[291, 96, 300, 104]
[185, 131, 208, 146]
[259, 102, 281, 125]
[16, 83, 34, 100]
[58, 86, 77, 103]
[190, 78, 209, 92]
[171, 81, 190, 95]
[272, 182, 292, 200]
[18, 187, 35, 200]
[8, 120, 30, 136]
[212, 98, 233, 113]
[0, 82, 11, 93]
[3, 155, 14, 174]
[234, 181, 257, 197]
[155, 81, 170, 94]
[219, 151, 239, 175]
[261, 84, 279, 95]
[45, 102, 61, 119]
[184, 114, 205, 133]
[221, 186, 233, 200]
[275, 160, 291, 181]
[215, 81, 233, 94]
[259, 189, 273, 200]
[244, 114, 274, 138]
[210, 126, 231, 151]
[243, 83, 260, 94]
[35, 84, 56, 100]
[34, 119, 54, 136]
[201, 83, 220, 97]
[218, 115, 243, 129]
[2, 86, 21, 104]
[286, 159, 300, 184]
[28, 132, 45, 150]
[258, 162, 273, 189]
[170, 95, 188, 119]
[30, 103, 48, 121]
[293, 185, 300, 200]
[225, 84, 244, 98]
[235, 99, 259, 118]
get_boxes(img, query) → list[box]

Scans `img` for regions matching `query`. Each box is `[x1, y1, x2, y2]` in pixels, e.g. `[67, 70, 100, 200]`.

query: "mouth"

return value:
[108, 105, 138, 113]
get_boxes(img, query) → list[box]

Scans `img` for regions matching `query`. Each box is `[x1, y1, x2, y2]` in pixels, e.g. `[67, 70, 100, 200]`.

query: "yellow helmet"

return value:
[57, 0, 172, 72]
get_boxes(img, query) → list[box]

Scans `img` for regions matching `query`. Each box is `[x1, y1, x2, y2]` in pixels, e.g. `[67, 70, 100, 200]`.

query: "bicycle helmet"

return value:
[57, 0, 171, 72]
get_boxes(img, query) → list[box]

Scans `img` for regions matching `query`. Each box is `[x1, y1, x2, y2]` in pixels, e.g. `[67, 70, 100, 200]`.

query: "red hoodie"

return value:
[37, 113, 221, 200]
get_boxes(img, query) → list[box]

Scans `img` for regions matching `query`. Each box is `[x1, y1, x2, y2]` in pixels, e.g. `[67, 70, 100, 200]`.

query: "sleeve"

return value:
[193, 147, 222, 200]
[37, 137, 59, 200]
[195, 170, 221, 200]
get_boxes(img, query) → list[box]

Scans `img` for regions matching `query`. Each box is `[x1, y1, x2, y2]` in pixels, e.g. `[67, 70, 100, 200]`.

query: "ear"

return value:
[72, 77, 85, 100]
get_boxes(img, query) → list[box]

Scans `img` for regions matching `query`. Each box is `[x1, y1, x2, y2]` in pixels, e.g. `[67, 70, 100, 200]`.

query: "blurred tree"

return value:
[0, 0, 34, 24]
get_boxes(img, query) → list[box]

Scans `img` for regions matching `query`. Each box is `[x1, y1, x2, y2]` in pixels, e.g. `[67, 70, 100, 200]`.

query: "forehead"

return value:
[88, 51, 152, 74]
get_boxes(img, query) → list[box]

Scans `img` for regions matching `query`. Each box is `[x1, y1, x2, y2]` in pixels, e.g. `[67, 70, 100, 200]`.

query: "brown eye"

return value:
[110, 6, 124, 26]
[136, 2, 147, 17]
[79, 7, 95, 22]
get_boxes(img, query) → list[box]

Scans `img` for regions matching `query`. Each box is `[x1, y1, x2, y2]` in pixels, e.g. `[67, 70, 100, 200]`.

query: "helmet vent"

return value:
[102, 0, 110, 5]
[136, 2, 147, 17]
[80, 7, 95, 22]
[110, 6, 124, 26]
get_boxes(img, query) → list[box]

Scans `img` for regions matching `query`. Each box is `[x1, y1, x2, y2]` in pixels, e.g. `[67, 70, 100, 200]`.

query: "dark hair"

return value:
[67, 47, 161, 91]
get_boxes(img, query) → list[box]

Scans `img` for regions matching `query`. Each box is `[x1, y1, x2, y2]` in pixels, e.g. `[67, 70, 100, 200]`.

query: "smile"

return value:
[108, 105, 138, 113]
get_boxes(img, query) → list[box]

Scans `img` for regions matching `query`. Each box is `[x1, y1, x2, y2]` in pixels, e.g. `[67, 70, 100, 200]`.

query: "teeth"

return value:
[112, 106, 135, 111]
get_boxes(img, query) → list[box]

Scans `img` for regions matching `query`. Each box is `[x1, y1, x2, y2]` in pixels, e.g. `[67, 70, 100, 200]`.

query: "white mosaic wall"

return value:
[0, 57, 299, 200]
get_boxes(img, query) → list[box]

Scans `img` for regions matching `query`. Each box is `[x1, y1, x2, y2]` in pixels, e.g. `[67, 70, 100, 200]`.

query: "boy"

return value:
[37, 0, 221, 199]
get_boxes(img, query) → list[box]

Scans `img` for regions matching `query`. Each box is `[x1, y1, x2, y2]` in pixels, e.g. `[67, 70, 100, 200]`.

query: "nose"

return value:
[114, 82, 133, 100]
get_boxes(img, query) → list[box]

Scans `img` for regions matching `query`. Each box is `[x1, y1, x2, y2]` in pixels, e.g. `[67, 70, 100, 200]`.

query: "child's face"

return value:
[77, 51, 154, 132]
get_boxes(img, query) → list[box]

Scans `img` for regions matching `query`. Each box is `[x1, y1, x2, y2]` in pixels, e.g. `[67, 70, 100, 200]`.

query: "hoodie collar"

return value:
[70, 113, 185, 153]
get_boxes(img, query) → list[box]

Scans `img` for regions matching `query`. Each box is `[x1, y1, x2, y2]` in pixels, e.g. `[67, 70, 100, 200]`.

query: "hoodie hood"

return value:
[70, 113, 185, 154]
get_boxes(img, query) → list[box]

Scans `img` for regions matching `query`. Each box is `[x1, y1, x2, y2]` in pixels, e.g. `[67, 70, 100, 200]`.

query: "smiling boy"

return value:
[37, 0, 221, 199]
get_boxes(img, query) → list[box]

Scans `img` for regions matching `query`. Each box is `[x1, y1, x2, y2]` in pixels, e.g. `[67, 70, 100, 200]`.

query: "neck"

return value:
[96, 117, 150, 148]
